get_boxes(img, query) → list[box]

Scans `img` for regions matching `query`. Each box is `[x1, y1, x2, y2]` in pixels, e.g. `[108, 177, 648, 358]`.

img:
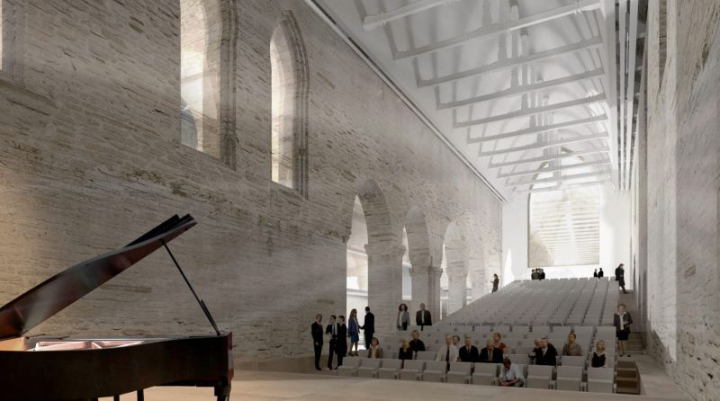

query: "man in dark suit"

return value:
[311, 314, 324, 371]
[459, 335, 480, 362]
[534, 338, 558, 366]
[360, 306, 375, 349]
[336, 315, 347, 367]
[615, 264, 628, 293]
[479, 340, 503, 363]
[325, 315, 339, 370]
[598, 268, 604, 278]
[416, 303, 432, 331]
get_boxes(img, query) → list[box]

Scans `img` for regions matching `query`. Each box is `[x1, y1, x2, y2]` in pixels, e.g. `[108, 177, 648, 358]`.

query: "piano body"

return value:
[0, 215, 233, 401]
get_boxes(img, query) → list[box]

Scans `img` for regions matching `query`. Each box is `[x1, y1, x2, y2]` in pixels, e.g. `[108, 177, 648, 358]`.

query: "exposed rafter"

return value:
[394, 0, 603, 60]
[363, 0, 463, 30]
[505, 169, 611, 188]
[497, 159, 609, 179]
[488, 147, 609, 168]
[466, 115, 607, 142]
[478, 132, 608, 157]
[418, 37, 603, 88]
[440, 69, 605, 110]
[458, 94, 606, 127]
[517, 177, 611, 193]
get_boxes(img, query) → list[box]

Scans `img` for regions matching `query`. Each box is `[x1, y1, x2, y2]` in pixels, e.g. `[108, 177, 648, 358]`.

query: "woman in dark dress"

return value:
[591, 340, 607, 368]
[614, 303, 633, 357]
[398, 339, 414, 367]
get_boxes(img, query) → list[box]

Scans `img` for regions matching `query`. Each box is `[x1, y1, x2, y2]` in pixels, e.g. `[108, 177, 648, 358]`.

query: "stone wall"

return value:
[0, 0, 502, 367]
[637, 1, 720, 399]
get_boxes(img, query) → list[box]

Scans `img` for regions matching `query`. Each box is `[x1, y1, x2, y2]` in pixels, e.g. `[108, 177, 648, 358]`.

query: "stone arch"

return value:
[270, 11, 309, 196]
[403, 206, 433, 312]
[442, 221, 468, 315]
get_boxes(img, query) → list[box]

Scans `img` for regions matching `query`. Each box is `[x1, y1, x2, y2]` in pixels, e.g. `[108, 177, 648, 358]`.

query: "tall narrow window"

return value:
[270, 12, 309, 195]
[180, 0, 221, 156]
[658, 0, 668, 84]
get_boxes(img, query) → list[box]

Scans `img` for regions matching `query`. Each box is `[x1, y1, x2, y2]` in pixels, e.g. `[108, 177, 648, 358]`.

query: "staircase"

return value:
[616, 360, 642, 394]
[615, 289, 644, 394]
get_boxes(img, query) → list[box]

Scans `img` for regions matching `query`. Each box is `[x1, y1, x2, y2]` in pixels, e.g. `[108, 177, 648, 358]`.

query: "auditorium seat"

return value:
[446, 362, 473, 384]
[532, 325, 550, 337]
[357, 359, 382, 378]
[561, 355, 586, 368]
[515, 346, 534, 355]
[420, 361, 448, 382]
[506, 354, 530, 365]
[511, 325, 530, 337]
[337, 357, 360, 377]
[471, 363, 499, 386]
[552, 326, 572, 337]
[399, 360, 425, 381]
[416, 351, 435, 360]
[587, 367, 615, 393]
[377, 359, 402, 379]
[526, 365, 554, 389]
[556, 366, 583, 391]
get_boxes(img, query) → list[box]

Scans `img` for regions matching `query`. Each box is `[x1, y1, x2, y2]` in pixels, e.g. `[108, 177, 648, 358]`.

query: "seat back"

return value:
[473, 363, 498, 376]
[528, 364, 553, 378]
[344, 357, 361, 368]
[562, 355, 586, 367]
[402, 360, 425, 371]
[416, 351, 435, 360]
[381, 359, 402, 370]
[506, 354, 529, 365]
[360, 359, 382, 369]
[424, 361, 448, 373]
[449, 362, 473, 374]
[588, 367, 614, 381]
[532, 325, 550, 337]
[557, 366, 583, 380]
[552, 326, 572, 337]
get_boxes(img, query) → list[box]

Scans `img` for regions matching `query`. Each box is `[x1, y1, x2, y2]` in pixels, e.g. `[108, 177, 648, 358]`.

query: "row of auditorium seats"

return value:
[337, 359, 615, 393]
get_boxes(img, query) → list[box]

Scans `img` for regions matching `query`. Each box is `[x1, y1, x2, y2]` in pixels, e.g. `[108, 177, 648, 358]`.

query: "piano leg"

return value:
[137, 389, 144, 401]
[113, 396, 120, 401]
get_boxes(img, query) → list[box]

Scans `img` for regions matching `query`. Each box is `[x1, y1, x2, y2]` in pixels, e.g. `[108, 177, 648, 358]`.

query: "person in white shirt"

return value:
[435, 334, 459, 370]
[498, 357, 524, 387]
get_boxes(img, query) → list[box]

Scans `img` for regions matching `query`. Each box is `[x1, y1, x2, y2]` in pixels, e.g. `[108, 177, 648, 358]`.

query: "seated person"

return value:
[408, 330, 426, 353]
[452, 335, 461, 347]
[534, 338, 558, 366]
[398, 339, 414, 365]
[591, 340, 608, 368]
[528, 338, 542, 360]
[367, 337, 383, 359]
[435, 335, 460, 370]
[498, 357, 524, 387]
[459, 335, 480, 363]
[479, 339, 503, 363]
[562, 332, 583, 356]
[493, 332, 507, 353]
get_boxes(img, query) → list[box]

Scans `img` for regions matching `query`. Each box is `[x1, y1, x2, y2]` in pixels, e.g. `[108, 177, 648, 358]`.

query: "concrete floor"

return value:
[100, 363, 689, 401]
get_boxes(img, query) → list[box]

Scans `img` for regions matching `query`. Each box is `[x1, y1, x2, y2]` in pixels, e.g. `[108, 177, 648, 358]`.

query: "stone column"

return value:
[428, 266, 443, 323]
[469, 269, 488, 301]
[365, 241, 404, 336]
[447, 271, 468, 315]
[409, 254, 432, 315]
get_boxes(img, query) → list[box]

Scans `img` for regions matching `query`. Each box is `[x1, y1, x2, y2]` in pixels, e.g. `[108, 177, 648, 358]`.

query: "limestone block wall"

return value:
[0, 0, 502, 367]
[638, 1, 720, 399]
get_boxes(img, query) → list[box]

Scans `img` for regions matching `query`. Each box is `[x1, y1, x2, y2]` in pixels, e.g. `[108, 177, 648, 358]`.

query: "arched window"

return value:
[180, 0, 221, 156]
[270, 12, 309, 195]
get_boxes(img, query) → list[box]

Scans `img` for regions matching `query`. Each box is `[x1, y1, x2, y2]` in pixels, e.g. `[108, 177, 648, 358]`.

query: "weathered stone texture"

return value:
[638, 1, 720, 399]
[0, 0, 502, 366]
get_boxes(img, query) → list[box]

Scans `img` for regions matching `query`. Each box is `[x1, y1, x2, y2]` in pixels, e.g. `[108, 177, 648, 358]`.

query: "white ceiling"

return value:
[312, 0, 644, 201]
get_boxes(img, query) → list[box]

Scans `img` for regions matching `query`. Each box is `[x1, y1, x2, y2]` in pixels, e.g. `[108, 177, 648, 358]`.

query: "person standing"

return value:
[416, 303, 432, 331]
[593, 269, 598, 278]
[615, 263, 628, 294]
[360, 306, 375, 349]
[347, 309, 360, 356]
[539, 269, 546, 280]
[311, 314, 324, 371]
[397, 303, 410, 331]
[337, 315, 347, 367]
[598, 268, 604, 278]
[492, 274, 500, 293]
[325, 315, 339, 370]
[614, 303, 633, 357]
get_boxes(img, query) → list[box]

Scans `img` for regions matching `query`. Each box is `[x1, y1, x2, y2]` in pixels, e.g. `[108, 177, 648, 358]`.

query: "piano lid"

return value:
[0, 214, 197, 340]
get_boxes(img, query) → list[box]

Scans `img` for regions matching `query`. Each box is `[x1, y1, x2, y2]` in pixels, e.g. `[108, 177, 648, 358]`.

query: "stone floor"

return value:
[100, 364, 689, 401]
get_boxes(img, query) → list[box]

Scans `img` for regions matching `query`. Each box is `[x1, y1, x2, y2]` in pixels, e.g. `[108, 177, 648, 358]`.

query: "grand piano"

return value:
[0, 215, 233, 401]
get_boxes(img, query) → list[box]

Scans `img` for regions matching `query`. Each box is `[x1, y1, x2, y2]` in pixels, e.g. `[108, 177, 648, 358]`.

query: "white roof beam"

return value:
[441, 69, 604, 110]
[478, 132, 608, 157]
[601, 0, 620, 187]
[497, 159, 610, 178]
[363, 0, 463, 30]
[418, 37, 603, 87]
[458, 94, 605, 127]
[505, 169, 612, 188]
[624, 0, 639, 190]
[395, 0, 602, 60]
[466, 114, 607, 141]
[488, 147, 609, 168]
